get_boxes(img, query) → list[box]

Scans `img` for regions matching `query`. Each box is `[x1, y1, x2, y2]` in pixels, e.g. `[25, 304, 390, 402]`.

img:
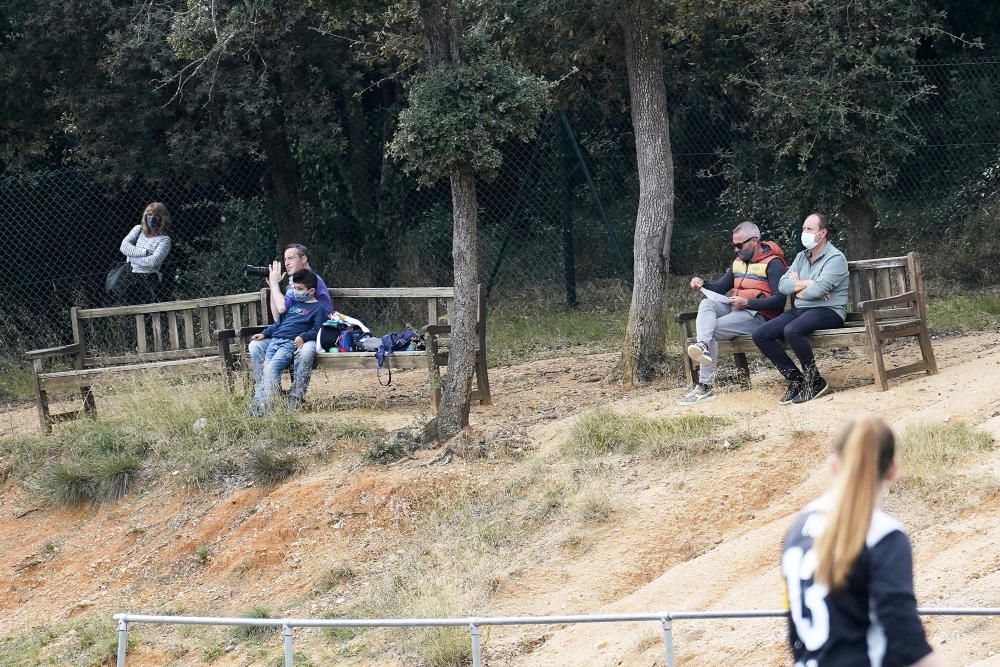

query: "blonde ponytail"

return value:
[814, 416, 895, 589]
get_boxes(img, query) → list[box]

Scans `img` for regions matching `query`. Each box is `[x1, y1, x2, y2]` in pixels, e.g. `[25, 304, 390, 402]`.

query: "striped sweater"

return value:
[120, 225, 172, 275]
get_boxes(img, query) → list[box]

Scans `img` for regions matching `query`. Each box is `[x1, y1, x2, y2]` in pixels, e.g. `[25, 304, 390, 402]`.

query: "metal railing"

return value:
[113, 607, 1000, 666]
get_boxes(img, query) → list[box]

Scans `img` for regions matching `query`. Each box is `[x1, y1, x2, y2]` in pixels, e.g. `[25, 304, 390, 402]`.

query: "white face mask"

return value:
[801, 231, 819, 250]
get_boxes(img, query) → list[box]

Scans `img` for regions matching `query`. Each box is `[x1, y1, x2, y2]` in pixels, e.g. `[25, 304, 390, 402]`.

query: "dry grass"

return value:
[898, 421, 995, 489]
[562, 408, 732, 459]
[0, 373, 324, 503]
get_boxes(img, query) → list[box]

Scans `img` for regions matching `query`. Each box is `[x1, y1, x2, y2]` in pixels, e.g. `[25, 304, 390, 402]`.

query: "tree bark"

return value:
[417, 0, 478, 440]
[613, 0, 675, 386]
[841, 192, 876, 260]
[260, 75, 305, 248]
[437, 170, 479, 438]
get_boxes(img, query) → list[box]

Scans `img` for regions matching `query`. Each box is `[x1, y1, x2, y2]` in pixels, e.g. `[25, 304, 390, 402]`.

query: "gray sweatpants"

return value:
[695, 298, 765, 385]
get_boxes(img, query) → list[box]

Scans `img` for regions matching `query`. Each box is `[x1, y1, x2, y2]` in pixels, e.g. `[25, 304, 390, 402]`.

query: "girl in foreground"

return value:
[781, 415, 943, 666]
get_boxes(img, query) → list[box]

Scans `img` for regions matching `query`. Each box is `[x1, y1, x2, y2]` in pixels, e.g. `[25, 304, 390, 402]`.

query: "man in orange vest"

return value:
[679, 221, 787, 405]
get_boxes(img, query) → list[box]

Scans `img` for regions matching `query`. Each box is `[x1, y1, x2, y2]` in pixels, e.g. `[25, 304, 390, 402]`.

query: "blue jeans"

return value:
[249, 338, 299, 414]
[751, 307, 844, 382]
[248, 338, 316, 402]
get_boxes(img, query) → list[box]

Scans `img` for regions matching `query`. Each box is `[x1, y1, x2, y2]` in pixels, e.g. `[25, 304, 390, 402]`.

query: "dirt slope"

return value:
[2, 332, 1000, 666]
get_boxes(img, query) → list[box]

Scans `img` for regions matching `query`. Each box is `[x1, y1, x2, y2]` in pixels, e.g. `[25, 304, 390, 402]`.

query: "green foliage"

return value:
[389, 33, 549, 184]
[0, 361, 35, 401]
[927, 291, 1000, 334]
[721, 0, 945, 225]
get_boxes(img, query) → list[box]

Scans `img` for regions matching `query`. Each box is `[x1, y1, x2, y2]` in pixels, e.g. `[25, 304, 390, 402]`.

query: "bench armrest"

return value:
[235, 326, 267, 339]
[858, 290, 917, 312]
[24, 343, 81, 360]
[422, 324, 451, 336]
[676, 312, 697, 323]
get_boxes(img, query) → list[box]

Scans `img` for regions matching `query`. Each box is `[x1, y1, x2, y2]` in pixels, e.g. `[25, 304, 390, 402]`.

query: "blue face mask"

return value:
[291, 289, 312, 302]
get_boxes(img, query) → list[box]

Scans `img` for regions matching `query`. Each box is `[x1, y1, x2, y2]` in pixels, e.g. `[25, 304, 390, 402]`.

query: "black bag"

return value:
[105, 261, 130, 294]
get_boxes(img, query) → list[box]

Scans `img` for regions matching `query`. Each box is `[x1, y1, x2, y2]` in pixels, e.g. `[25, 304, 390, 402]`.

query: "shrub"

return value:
[247, 448, 298, 487]
[233, 606, 276, 641]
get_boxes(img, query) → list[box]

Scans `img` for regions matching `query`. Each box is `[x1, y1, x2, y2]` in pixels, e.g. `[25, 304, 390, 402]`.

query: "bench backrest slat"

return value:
[84, 347, 220, 366]
[167, 311, 180, 349]
[136, 314, 147, 354]
[74, 292, 263, 367]
[151, 312, 163, 351]
[183, 310, 196, 348]
[329, 287, 455, 298]
[199, 307, 212, 347]
[844, 254, 919, 321]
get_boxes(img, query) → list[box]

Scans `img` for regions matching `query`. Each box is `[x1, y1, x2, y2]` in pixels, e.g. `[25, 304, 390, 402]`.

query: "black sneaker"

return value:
[792, 377, 831, 404]
[778, 382, 803, 405]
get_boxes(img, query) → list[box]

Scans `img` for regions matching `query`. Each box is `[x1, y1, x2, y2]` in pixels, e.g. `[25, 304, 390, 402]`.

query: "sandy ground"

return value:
[2, 331, 1000, 665]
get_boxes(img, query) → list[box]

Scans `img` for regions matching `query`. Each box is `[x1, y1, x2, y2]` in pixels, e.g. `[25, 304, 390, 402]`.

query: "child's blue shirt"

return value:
[262, 300, 326, 342]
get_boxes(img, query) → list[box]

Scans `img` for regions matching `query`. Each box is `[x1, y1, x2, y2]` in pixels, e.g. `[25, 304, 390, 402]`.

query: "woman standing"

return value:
[119, 202, 172, 304]
[781, 415, 942, 666]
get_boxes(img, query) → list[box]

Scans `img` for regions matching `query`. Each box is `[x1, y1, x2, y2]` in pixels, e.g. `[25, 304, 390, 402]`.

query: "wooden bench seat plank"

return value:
[315, 351, 432, 371]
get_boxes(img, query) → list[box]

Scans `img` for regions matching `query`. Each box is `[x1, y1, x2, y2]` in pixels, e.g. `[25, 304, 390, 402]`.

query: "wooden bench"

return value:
[677, 252, 938, 391]
[26, 292, 268, 433]
[218, 285, 492, 411]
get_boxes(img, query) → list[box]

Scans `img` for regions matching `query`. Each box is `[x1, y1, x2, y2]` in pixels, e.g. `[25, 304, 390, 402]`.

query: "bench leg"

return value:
[733, 353, 751, 389]
[681, 341, 697, 386]
[474, 349, 492, 406]
[31, 359, 52, 435]
[81, 386, 96, 416]
[426, 335, 442, 414]
[869, 334, 889, 391]
[917, 327, 938, 375]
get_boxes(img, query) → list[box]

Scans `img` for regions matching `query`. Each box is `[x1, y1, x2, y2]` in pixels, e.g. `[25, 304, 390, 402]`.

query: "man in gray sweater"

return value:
[751, 212, 849, 404]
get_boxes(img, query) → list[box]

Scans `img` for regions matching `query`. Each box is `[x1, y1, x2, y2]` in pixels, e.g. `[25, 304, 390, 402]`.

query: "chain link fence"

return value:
[3, 57, 1000, 365]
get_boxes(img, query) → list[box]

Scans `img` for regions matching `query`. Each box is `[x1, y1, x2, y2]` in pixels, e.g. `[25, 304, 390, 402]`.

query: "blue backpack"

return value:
[376, 329, 422, 386]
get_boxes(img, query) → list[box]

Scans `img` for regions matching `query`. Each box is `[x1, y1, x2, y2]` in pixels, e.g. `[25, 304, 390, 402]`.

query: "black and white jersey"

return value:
[782, 496, 932, 667]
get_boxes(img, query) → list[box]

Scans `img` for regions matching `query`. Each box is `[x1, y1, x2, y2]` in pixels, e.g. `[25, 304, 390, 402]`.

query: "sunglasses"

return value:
[733, 237, 758, 250]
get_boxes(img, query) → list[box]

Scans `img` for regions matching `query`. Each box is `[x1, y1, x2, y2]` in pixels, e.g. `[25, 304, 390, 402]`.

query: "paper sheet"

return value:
[700, 287, 731, 304]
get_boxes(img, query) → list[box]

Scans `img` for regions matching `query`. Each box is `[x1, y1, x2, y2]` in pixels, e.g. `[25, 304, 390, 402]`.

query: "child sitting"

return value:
[249, 269, 326, 415]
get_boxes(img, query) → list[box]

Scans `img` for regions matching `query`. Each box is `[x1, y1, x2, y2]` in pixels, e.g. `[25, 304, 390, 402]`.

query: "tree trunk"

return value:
[260, 77, 305, 248]
[841, 192, 876, 260]
[613, 0, 675, 386]
[417, 0, 478, 440]
[437, 170, 479, 438]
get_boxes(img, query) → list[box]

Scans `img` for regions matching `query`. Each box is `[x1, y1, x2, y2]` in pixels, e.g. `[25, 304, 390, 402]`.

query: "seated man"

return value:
[680, 221, 787, 405]
[249, 270, 327, 415]
[249, 243, 333, 407]
[751, 212, 849, 404]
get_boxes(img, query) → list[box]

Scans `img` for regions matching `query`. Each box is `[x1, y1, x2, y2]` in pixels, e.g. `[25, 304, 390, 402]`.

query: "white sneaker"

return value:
[677, 383, 716, 405]
[687, 342, 713, 365]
